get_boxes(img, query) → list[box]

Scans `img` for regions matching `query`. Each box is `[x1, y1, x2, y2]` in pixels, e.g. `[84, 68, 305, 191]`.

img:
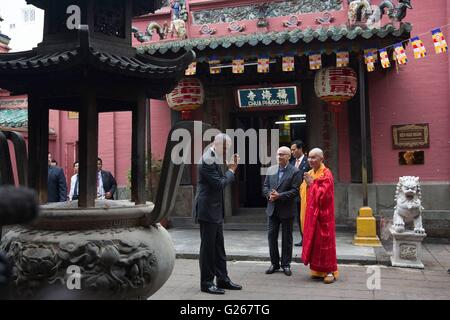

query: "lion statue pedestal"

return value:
[390, 176, 427, 269]
[390, 229, 426, 269]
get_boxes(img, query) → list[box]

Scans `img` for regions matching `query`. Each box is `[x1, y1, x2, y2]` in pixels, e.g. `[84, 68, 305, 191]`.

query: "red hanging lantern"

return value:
[314, 67, 357, 112]
[166, 78, 205, 120]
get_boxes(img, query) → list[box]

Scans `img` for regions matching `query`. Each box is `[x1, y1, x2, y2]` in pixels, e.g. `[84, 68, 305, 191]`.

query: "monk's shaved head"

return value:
[309, 148, 324, 159]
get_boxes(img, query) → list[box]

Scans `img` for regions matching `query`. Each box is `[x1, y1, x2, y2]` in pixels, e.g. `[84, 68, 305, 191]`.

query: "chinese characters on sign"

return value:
[237, 86, 299, 108]
[392, 124, 429, 149]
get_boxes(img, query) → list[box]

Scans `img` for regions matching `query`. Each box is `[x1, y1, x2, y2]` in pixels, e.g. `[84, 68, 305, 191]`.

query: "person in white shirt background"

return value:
[68, 161, 79, 201]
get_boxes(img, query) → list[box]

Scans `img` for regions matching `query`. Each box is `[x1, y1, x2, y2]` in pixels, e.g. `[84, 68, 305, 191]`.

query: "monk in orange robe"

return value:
[300, 148, 338, 284]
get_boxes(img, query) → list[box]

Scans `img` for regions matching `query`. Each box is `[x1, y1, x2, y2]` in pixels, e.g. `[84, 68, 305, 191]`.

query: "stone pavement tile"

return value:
[381, 279, 450, 291]
[379, 283, 448, 295]
[422, 254, 439, 261]
[423, 265, 447, 271]
[403, 293, 450, 300]
[433, 258, 450, 265]
[375, 268, 426, 281]
[373, 291, 407, 300]
[422, 253, 437, 259]
[428, 251, 450, 260]
[425, 243, 450, 250]
[290, 287, 374, 300]
[423, 273, 450, 282]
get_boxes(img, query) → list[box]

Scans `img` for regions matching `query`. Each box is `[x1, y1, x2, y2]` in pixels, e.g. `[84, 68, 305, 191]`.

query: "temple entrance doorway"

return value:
[231, 109, 309, 215]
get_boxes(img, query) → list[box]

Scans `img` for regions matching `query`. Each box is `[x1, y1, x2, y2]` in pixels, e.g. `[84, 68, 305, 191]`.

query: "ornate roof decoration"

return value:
[137, 23, 413, 55]
[191, 0, 343, 25]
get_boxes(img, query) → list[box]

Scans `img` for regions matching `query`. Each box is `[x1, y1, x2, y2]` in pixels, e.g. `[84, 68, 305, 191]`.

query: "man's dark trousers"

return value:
[199, 221, 228, 288]
[268, 212, 294, 268]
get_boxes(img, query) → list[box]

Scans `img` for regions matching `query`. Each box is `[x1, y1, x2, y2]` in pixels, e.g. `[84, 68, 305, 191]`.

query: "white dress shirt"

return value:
[97, 171, 105, 199]
[68, 174, 78, 201]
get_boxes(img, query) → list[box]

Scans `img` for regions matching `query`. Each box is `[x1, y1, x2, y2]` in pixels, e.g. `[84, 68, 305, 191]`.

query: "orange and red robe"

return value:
[300, 164, 339, 279]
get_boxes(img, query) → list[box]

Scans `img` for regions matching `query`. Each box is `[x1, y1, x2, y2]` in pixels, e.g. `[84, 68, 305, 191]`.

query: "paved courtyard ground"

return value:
[150, 228, 450, 300]
[150, 258, 450, 300]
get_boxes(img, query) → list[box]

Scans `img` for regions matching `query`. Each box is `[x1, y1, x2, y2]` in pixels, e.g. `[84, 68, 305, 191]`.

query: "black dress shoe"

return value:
[282, 266, 292, 276]
[201, 285, 225, 294]
[294, 241, 303, 247]
[265, 265, 280, 274]
[217, 279, 242, 290]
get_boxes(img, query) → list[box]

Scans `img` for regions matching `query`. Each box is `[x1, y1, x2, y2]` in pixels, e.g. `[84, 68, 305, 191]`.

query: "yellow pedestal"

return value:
[353, 207, 382, 247]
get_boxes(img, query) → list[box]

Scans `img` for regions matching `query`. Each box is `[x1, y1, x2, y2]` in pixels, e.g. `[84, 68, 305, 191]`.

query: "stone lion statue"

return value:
[393, 176, 425, 234]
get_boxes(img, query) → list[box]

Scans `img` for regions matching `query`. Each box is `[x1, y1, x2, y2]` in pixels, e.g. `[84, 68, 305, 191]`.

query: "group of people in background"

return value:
[193, 134, 338, 295]
[47, 153, 117, 202]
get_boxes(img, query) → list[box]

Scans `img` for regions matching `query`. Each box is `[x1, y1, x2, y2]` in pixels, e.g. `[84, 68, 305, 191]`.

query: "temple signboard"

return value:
[392, 123, 430, 149]
[237, 85, 300, 109]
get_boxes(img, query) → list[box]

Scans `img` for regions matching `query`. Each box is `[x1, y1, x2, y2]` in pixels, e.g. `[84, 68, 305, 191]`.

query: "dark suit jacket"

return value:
[48, 166, 67, 202]
[290, 155, 311, 204]
[262, 164, 301, 219]
[193, 149, 235, 224]
[100, 170, 117, 199]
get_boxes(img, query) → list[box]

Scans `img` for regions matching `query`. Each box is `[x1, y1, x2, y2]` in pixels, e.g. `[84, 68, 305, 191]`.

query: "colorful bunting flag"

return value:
[394, 43, 408, 65]
[309, 53, 322, 70]
[393, 51, 399, 73]
[185, 62, 197, 76]
[364, 48, 378, 63]
[365, 52, 375, 72]
[209, 58, 221, 74]
[411, 36, 427, 59]
[379, 49, 391, 69]
[232, 58, 245, 74]
[257, 57, 270, 73]
[336, 51, 349, 67]
[431, 28, 448, 54]
[282, 56, 295, 72]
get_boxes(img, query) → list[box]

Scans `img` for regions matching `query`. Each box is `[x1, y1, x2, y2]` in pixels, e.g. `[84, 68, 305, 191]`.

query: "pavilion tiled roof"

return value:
[0, 108, 28, 128]
[137, 23, 413, 55]
[0, 48, 194, 77]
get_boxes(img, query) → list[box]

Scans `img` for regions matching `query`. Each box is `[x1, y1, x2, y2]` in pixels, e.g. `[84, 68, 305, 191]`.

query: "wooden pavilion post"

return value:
[27, 94, 49, 204]
[132, 95, 147, 205]
[78, 89, 98, 208]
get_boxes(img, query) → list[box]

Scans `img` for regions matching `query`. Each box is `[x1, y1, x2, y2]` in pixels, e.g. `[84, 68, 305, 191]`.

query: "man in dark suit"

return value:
[263, 146, 301, 276]
[193, 133, 241, 295]
[97, 158, 117, 200]
[290, 140, 310, 246]
[47, 153, 67, 202]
